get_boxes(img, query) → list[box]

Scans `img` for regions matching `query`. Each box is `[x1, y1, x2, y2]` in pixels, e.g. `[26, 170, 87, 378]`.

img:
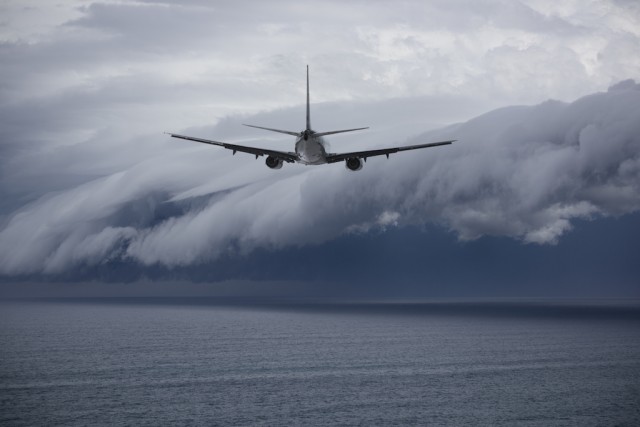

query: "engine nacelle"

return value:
[345, 157, 363, 171]
[265, 156, 283, 169]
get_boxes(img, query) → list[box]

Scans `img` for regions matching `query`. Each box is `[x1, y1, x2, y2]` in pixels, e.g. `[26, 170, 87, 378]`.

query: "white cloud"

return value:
[1, 0, 639, 275]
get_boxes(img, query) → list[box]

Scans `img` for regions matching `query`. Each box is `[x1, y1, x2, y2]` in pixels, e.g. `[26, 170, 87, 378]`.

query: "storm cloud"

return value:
[1, 80, 639, 275]
[0, 1, 639, 277]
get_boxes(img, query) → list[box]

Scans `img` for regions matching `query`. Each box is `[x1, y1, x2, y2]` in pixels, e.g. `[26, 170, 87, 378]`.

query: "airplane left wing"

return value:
[167, 133, 298, 163]
[325, 140, 456, 163]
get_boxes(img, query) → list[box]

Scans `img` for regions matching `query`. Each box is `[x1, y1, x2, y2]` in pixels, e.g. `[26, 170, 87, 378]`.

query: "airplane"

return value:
[166, 66, 455, 171]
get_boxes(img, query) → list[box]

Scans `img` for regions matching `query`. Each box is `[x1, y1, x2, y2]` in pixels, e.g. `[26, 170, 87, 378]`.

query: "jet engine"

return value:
[345, 157, 363, 171]
[265, 156, 283, 169]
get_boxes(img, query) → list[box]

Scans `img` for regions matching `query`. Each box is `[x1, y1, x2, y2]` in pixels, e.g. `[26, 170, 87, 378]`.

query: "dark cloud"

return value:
[2, 212, 638, 298]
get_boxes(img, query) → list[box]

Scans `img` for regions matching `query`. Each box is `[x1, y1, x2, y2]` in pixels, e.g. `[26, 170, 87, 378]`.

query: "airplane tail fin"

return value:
[244, 66, 311, 137]
[306, 65, 311, 131]
[245, 67, 368, 139]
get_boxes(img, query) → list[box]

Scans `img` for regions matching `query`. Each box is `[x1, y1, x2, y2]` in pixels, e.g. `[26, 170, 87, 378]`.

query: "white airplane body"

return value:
[167, 67, 455, 171]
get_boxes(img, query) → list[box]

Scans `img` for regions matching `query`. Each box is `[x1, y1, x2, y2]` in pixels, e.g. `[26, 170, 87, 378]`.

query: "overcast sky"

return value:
[1, 0, 639, 296]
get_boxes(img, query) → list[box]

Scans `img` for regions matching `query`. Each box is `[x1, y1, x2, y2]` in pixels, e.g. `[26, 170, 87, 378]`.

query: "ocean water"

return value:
[1, 299, 639, 426]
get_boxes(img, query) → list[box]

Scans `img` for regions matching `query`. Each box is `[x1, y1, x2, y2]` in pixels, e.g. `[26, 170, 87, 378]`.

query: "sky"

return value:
[0, 0, 639, 297]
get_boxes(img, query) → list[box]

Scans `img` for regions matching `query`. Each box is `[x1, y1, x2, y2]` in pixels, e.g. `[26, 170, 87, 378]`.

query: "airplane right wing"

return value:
[167, 133, 298, 163]
[325, 140, 456, 163]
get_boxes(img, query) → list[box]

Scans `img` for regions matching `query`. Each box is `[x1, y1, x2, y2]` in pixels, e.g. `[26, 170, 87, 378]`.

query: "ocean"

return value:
[1, 299, 639, 426]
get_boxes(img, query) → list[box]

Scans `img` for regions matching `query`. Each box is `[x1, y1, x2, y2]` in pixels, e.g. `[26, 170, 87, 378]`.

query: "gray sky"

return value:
[0, 0, 639, 293]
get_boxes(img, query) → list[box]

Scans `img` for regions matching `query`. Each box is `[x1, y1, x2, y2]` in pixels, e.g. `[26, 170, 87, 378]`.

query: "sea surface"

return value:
[1, 299, 639, 426]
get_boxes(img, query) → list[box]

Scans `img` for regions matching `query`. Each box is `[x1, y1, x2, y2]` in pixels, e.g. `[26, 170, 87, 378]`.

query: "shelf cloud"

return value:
[1, 81, 639, 275]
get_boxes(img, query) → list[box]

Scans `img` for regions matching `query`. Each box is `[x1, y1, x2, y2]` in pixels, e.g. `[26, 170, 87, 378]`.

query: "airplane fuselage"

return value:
[295, 132, 328, 165]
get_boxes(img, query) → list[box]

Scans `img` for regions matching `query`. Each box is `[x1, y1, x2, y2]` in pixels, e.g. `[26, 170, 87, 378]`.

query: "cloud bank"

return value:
[1, 81, 639, 275]
[1, 0, 639, 279]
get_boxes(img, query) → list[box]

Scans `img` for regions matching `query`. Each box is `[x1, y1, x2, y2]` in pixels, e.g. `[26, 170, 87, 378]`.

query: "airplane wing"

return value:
[167, 133, 298, 163]
[325, 140, 456, 163]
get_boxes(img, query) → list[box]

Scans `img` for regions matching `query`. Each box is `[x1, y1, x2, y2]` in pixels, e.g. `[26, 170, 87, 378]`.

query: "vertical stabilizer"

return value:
[306, 65, 311, 131]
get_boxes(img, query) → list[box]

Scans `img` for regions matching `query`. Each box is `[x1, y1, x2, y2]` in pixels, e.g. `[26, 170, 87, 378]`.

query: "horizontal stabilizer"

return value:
[313, 127, 369, 137]
[243, 124, 300, 137]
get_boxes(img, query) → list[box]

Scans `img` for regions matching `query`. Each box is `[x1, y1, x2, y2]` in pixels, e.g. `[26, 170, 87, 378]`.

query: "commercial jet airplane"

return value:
[167, 66, 455, 171]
